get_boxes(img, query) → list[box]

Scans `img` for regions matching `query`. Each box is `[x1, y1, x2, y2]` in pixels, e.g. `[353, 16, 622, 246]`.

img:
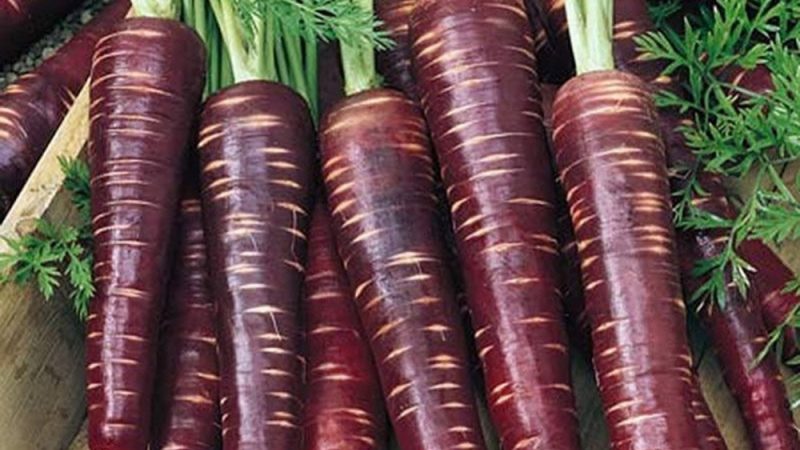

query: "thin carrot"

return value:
[302, 201, 387, 450]
[152, 177, 220, 450]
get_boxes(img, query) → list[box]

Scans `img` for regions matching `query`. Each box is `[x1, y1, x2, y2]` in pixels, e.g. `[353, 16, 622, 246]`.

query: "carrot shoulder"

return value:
[321, 89, 486, 450]
[87, 17, 206, 450]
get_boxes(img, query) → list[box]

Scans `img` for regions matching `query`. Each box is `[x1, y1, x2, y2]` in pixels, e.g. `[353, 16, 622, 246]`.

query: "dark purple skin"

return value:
[198, 80, 315, 450]
[376, 0, 417, 100]
[410, 1, 581, 448]
[0, 0, 130, 215]
[0, 0, 84, 64]
[320, 88, 487, 450]
[302, 202, 387, 450]
[553, 70, 701, 450]
[86, 17, 206, 450]
[152, 180, 220, 450]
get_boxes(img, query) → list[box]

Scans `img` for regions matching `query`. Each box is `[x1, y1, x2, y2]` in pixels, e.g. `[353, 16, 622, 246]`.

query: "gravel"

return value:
[0, 0, 113, 90]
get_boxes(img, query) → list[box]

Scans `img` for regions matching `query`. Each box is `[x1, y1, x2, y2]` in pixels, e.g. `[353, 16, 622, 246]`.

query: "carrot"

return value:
[151, 176, 220, 450]
[409, 1, 581, 448]
[0, 0, 84, 64]
[554, 66, 700, 448]
[302, 201, 387, 450]
[321, 89, 486, 450]
[198, 80, 314, 449]
[539, 2, 800, 446]
[0, 0, 130, 216]
[538, 46, 727, 450]
[550, 1, 704, 447]
[86, 13, 206, 450]
[376, 0, 417, 99]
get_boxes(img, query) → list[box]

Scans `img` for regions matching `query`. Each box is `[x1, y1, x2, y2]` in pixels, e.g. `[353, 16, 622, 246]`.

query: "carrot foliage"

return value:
[637, 0, 800, 309]
[211, 0, 390, 118]
[0, 158, 93, 319]
[639, 0, 800, 388]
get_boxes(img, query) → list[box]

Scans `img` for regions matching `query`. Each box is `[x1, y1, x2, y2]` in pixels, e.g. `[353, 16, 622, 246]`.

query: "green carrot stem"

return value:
[275, 33, 291, 88]
[132, 0, 181, 19]
[340, 0, 380, 95]
[305, 32, 318, 118]
[210, 0, 266, 83]
[563, 0, 614, 74]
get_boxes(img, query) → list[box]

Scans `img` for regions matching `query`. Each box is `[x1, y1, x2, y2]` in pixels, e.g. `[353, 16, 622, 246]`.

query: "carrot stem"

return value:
[340, 0, 381, 95]
[563, 0, 614, 74]
[132, 0, 181, 19]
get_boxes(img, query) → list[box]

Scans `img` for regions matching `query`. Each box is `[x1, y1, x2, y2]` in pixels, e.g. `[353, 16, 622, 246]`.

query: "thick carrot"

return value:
[87, 17, 206, 450]
[320, 89, 486, 450]
[152, 178, 220, 450]
[409, 1, 581, 448]
[0, 0, 130, 215]
[198, 80, 315, 450]
[0, 0, 84, 64]
[541, 59, 726, 450]
[376, 0, 417, 100]
[302, 201, 387, 450]
[553, 69, 700, 449]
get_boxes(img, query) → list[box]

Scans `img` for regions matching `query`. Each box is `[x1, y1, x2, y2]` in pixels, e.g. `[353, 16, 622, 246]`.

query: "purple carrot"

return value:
[86, 17, 205, 450]
[0, 0, 84, 64]
[410, 1, 581, 448]
[321, 89, 487, 450]
[152, 179, 220, 450]
[302, 201, 387, 450]
[376, 0, 417, 100]
[198, 81, 315, 450]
